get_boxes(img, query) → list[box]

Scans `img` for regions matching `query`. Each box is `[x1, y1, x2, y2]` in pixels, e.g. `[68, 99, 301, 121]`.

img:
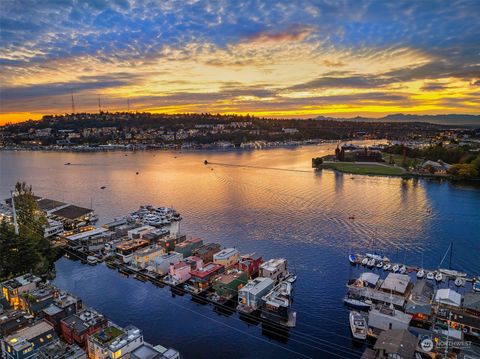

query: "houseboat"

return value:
[237, 277, 275, 314]
[210, 270, 247, 305]
[260, 281, 296, 328]
[259, 258, 289, 284]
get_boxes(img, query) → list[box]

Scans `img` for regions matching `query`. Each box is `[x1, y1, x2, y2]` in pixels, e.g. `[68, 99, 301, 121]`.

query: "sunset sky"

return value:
[1, 0, 479, 125]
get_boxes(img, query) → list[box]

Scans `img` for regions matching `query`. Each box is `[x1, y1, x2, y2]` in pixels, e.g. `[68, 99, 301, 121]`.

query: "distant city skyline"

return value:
[1, 0, 479, 125]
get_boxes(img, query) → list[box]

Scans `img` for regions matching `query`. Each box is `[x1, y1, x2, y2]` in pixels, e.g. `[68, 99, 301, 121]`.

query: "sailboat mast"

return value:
[449, 242, 453, 269]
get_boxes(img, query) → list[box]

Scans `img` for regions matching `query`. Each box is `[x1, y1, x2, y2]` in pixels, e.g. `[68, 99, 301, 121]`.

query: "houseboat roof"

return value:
[213, 270, 246, 285]
[240, 277, 274, 296]
[373, 329, 417, 359]
[64, 227, 108, 241]
[194, 242, 221, 254]
[410, 279, 434, 304]
[213, 247, 239, 260]
[51, 204, 93, 220]
[190, 263, 223, 279]
[37, 198, 66, 211]
[260, 258, 286, 272]
[262, 281, 292, 308]
[435, 288, 462, 307]
[379, 273, 410, 295]
[116, 239, 149, 252]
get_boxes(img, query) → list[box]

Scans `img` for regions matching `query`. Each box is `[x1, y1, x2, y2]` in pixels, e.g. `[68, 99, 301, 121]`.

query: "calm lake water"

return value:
[1, 144, 479, 359]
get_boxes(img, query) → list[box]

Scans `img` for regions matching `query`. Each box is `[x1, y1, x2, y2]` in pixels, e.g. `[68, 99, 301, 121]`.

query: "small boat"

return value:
[361, 258, 368, 266]
[435, 272, 443, 282]
[204, 160, 208, 165]
[399, 265, 407, 274]
[383, 263, 391, 271]
[473, 281, 480, 293]
[392, 264, 399, 273]
[286, 275, 297, 284]
[349, 254, 357, 264]
[64, 162, 71, 165]
[367, 259, 376, 267]
[348, 215, 355, 220]
[376, 261, 384, 269]
[343, 296, 372, 311]
[100, 186, 106, 189]
[136, 171, 139, 175]
[417, 269, 425, 279]
[349, 311, 367, 340]
[454, 278, 465, 287]
[427, 272, 435, 280]
[86, 256, 98, 265]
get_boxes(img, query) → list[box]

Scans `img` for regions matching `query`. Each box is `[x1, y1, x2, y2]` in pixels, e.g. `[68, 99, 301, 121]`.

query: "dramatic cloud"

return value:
[0, 0, 479, 124]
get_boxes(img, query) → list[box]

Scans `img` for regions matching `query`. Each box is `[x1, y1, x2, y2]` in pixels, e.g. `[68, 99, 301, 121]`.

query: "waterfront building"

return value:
[184, 256, 203, 271]
[87, 324, 143, 359]
[134, 246, 165, 269]
[37, 339, 86, 359]
[437, 306, 480, 345]
[1, 274, 41, 310]
[128, 226, 155, 240]
[238, 254, 263, 279]
[115, 240, 150, 263]
[213, 248, 239, 269]
[18, 285, 54, 316]
[2, 320, 56, 359]
[368, 305, 412, 332]
[142, 228, 170, 245]
[435, 288, 462, 307]
[190, 263, 225, 291]
[378, 273, 412, 298]
[174, 237, 203, 258]
[60, 309, 107, 349]
[405, 280, 434, 326]
[150, 252, 183, 275]
[237, 277, 275, 313]
[43, 290, 84, 332]
[63, 227, 112, 252]
[166, 262, 191, 285]
[44, 219, 64, 238]
[157, 234, 186, 253]
[49, 204, 97, 230]
[212, 270, 247, 301]
[131, 343, 180, 359]
[373, 329, 418, 359]
[0, 310, 32, 337]
[192, 243, 221, 263]
[259, 258, 288, 283]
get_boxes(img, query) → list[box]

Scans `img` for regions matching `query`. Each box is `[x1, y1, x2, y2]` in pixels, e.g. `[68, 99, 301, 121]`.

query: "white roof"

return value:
[65, 227, 108, 241]
[435, 289, 462, 307]
[360, 272, 380, 286]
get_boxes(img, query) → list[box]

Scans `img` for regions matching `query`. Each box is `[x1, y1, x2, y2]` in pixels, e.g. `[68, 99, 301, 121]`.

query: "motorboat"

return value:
[399, 265, 407, 274]
[367, 259, 376, 267]
[427, 272, 435, 280]
[454, 278, 465, 287]
[361, 258, 369, 266]
[376, 262, 384, 269]
[473, 281, 480, 293]
[87, 256, 98, 265]
[435, 272, 443, 282]
[383, 263, 391, 271]
[343, 295, 372, 311]
[392, 264, 399, 273]
[417, 269, 425, 279]
[349, 311, 367, 340]
[286, 275, 297, 284]
[349, 254, 358, 264]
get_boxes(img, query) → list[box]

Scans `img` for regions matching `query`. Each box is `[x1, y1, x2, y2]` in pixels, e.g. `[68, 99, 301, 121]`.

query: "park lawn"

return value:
[323, 162, 406, 176]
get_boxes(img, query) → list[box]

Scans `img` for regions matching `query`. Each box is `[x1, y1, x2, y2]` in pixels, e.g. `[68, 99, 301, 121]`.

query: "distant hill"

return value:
[314, 114, 480, 127]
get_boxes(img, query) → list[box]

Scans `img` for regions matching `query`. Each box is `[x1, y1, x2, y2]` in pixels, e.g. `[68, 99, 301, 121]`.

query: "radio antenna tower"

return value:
[71, 90, 76, 114]
[98, 94, 102, 113]
[127, 98, 130, 112]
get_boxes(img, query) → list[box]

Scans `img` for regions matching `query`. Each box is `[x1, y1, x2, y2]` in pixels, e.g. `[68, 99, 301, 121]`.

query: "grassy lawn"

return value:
[381, 152, 420, 169]
[323, 162, 406, 176]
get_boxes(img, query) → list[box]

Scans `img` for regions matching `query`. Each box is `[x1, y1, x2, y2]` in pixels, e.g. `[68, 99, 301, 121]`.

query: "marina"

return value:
[1, 146, 479, 358]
